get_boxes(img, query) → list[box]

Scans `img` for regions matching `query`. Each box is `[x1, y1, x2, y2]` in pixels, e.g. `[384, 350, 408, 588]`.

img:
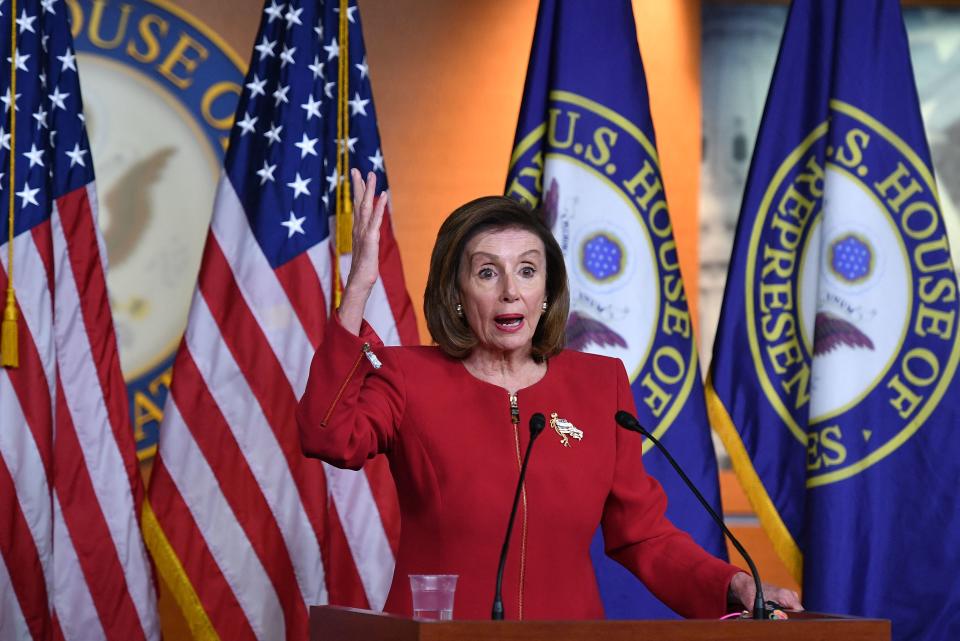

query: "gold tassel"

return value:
[1, 288, 17, 368]
[336, 198, 353, 256]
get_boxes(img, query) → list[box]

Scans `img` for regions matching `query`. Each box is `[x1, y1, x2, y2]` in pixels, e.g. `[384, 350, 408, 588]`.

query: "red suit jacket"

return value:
[297, 318, 740, 620]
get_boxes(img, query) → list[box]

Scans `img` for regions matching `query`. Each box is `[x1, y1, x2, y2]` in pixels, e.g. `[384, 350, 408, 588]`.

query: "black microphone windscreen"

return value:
[529, 412, 546, 438]
[615, 410, 641, 432]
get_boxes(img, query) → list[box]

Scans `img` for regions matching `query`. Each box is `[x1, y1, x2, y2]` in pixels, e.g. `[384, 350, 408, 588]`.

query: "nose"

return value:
[500, 273, 518, 302]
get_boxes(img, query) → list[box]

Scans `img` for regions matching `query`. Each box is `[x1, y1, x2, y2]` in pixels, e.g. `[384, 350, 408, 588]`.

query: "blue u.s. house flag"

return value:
[708, 1, 960, 639]
[506, 0, 727, 619]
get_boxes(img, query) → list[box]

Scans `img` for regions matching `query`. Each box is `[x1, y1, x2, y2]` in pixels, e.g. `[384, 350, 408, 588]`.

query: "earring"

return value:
[541, 301, 548, 312]
[456, 303, 464, 317]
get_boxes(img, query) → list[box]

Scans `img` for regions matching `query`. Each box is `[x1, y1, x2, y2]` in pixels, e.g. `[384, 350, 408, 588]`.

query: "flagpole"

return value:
[2, 0, 20, 368]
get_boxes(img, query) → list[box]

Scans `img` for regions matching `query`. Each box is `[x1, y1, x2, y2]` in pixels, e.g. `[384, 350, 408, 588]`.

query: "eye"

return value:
[478, 267, 495, 279]
[519, 265, 536, 277]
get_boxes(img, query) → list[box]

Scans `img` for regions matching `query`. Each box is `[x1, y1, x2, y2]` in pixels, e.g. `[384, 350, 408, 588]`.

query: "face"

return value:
[458, 227, 547, 356]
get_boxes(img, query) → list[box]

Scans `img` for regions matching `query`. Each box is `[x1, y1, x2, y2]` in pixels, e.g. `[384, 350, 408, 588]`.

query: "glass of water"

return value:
[408, 574, 458, 621]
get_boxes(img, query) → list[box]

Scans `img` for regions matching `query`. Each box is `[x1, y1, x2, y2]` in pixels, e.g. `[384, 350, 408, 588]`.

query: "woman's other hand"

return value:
[339, 169, 388, 334]
[728, 571, 803, 613]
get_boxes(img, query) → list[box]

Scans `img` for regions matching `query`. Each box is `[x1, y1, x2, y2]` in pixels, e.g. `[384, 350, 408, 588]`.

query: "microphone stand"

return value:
[614, 410, 767, 620]
[491, 412, 546, 620]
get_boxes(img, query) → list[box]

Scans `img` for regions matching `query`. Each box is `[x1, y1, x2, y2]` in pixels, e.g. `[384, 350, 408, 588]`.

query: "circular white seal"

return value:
[798, 166, 910, 421]
[545, 156, 657, 379]
[81, 55, 219, 379]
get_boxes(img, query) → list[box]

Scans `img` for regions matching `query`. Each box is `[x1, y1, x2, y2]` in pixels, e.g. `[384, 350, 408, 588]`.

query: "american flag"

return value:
[144, 0, 418, 638]
[0, 1, 159, 640]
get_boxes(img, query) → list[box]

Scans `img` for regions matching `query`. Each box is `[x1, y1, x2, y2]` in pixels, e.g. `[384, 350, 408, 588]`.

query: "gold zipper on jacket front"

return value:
[508, 393, 527, 620]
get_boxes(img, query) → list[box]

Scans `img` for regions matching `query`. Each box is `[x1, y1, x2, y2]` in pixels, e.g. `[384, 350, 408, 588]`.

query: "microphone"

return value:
[614, 410, 767, 621]
[492, 412, 546, 620]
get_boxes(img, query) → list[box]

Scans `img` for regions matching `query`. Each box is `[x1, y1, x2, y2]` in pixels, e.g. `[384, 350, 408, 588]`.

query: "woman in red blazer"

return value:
[297, 170, 800, 620]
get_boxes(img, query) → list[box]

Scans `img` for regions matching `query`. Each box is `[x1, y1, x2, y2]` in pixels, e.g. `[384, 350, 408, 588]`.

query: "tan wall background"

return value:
[135, 1, 793, 636]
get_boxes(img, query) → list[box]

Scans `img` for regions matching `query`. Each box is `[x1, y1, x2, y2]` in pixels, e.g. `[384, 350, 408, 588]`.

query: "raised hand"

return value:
[338, 169, 389, 335]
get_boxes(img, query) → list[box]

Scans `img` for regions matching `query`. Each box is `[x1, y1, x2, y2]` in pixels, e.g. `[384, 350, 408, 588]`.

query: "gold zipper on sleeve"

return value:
[320, 343, 370, 426]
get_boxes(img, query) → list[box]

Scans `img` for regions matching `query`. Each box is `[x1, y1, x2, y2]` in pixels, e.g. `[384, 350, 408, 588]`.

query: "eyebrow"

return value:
[469, 249, 543, 262]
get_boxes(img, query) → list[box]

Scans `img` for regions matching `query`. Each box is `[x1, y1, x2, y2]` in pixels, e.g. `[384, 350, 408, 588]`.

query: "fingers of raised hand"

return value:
[350, 169, 379, 242]
[350, 168, 367, 215]
[346, 170, 385, 290]
[351, 169, 378, 223]
[361, 171, 378, 218]
[358, 191, 386, 254]
[370, 189, 389, 235]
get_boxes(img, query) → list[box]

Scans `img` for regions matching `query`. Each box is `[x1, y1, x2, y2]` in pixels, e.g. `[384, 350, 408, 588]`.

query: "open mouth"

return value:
[494, 314, 524, 331]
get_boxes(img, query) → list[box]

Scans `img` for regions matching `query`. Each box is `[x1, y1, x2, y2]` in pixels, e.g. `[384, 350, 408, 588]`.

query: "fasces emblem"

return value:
[70, 0, 245, 458]
[746, 100, 960, 485]
[508, 91, 699, 448]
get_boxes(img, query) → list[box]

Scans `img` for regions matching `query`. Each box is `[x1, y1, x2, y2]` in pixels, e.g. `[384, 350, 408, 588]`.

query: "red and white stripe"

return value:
[147, 175, 416, 640]
[0, 183, 160, 641]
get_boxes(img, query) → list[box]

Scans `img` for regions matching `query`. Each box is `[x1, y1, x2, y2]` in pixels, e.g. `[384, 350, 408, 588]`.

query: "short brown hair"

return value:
[424, 196, 569, 361]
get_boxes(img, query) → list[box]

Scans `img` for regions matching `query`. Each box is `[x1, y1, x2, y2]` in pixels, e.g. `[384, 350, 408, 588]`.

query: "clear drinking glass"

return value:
[408, 574, 458, 621]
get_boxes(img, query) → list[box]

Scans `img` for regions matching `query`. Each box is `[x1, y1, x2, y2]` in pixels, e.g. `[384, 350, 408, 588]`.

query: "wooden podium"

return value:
[309, 605, 890, 641]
